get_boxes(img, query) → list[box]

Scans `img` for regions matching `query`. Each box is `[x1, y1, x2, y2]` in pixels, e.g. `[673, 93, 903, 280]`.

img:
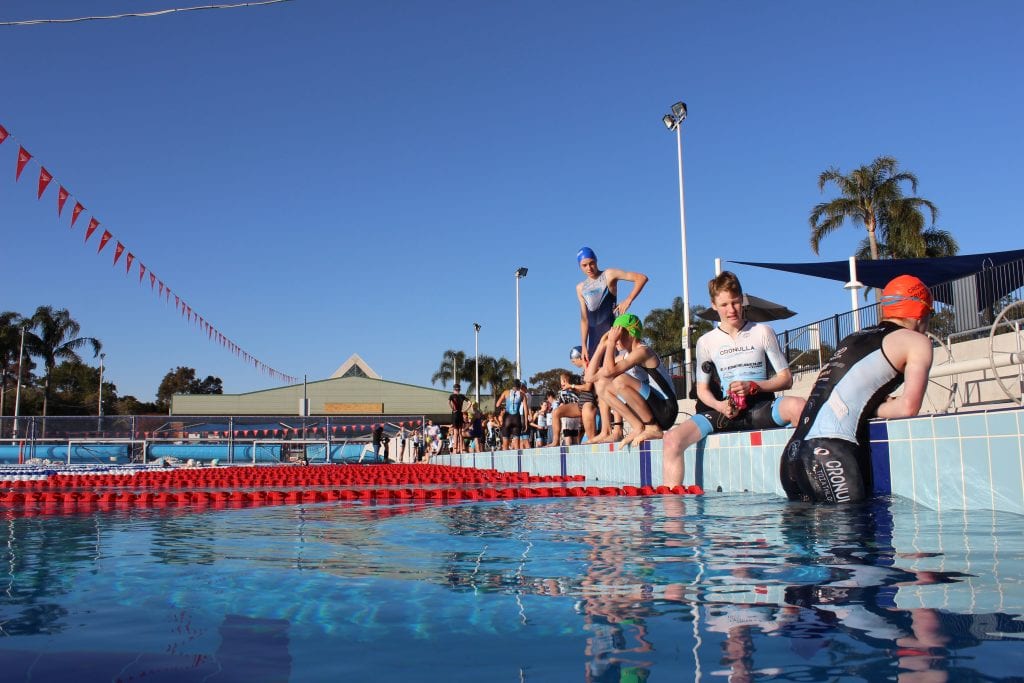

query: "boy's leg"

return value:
[582, 402, 598, 442]
[662, 419, 704, 487]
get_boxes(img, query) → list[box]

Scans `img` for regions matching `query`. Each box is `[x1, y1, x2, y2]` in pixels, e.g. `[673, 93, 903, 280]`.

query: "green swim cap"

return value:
[613, 313, 643, 338]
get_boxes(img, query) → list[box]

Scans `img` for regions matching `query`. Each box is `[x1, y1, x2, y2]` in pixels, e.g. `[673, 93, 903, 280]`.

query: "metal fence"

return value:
[0, 414, 425, 465]
[777, 256, 1024, 375]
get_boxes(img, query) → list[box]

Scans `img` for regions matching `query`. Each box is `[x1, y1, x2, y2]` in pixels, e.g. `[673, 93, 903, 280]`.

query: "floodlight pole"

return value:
[515, 267, 528, 380]
[664, 102, 692, 395]
[473, 323, 481, 404]
[13, 325, 26, 438]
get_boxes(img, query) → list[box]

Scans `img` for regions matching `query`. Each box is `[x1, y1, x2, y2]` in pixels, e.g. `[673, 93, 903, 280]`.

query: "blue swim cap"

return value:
[576, 246, 596, 263]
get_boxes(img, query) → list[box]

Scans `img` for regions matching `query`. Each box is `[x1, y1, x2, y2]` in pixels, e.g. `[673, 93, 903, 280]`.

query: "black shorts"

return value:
[501, 414, 523, 439]
[697, 395, 779, 435]
[451, 411, 465, 428]
[646, 390, 679, 430]
[780, 436, 868, 504]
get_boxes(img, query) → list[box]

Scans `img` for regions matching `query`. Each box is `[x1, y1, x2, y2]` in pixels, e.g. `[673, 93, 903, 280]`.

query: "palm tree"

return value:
[477, 355, 516, 401]
[642, 297, 713, 361]
[25, 306, 101, 416]
[431, 349, 472, 390]
[810, 156, 938, 260]
[0, 311, 25, 418]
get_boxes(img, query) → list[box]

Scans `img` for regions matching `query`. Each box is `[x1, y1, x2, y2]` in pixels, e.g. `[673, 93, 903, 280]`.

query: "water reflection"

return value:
[0, 496, 1023, 681]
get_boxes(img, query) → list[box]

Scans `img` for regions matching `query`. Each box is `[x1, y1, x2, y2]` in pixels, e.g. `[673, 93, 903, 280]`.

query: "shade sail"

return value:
[732, 249, 1024, 309]
[697, 293, 796, 322]
[733, 249, 1024, 287]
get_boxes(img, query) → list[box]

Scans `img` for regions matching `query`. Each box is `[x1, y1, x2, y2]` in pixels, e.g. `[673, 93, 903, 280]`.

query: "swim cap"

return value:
[880, 275, 933, 320]
[576, 246, 596, 263]
[569, 345, 583, 360]
[612, 313, 643, 338]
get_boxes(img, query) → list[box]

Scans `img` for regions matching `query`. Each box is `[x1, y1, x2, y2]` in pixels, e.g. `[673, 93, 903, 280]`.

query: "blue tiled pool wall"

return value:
[436, 406, 1024, 514]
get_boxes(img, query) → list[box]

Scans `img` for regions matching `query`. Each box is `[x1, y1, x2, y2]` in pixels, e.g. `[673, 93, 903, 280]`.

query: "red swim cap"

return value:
[880, 275, 933, 320]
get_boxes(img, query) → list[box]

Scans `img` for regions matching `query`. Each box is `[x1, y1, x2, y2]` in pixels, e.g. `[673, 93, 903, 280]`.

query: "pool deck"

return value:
[435, 405, 1024, 515]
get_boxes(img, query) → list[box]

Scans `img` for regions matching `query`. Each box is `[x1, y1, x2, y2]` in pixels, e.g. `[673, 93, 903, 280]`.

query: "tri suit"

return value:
[580, 271, 616, 358]
[692, 321, 790, 438]
[781, 321, 906, 504]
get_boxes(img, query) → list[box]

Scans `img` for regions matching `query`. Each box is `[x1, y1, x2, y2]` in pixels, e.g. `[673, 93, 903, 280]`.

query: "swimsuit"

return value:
[781, 321, 905, 504]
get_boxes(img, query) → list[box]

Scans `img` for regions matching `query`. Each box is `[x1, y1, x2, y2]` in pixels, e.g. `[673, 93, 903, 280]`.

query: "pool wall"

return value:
[436, 405, 1024, 515]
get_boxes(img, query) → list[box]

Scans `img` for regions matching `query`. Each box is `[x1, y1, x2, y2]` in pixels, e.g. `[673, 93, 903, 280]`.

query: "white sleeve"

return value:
[759, 324, 790, 373]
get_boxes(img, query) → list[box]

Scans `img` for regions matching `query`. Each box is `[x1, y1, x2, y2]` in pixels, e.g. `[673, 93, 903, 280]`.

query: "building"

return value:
[171, 354, 462, 421]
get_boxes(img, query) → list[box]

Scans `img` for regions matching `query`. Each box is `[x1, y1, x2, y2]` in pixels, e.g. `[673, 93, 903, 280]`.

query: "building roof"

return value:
[330, 353, 380, 380]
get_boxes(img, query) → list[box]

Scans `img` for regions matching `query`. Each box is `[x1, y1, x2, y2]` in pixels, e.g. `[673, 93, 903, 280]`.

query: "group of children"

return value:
[572, 248, 936, 505]
[431, 247, 935, 505]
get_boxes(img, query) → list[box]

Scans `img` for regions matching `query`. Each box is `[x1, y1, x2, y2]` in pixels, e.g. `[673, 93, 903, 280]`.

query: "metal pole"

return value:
[845, 256, 864, 332]
[515, 275, 522, 380]
[675, 124, 693, 396]
[98, 353, 105, 416]
[13, 325, 25, 438]
[474, 323, 481, 404]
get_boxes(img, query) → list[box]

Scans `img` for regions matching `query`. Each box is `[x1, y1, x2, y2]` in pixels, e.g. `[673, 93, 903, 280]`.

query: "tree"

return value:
[477, 355, 516, 401]
[810, 156, 939, 261]
[430, 349, 474, 391]
[1, 312, 26, 417]
[24, 306, 101, 417]
[529, 368, 573, 395]
[156, 366, 223, 412]
[642, 297, 713, 362]
[113, 395, 161, 415]
[48, 358, 117, 416]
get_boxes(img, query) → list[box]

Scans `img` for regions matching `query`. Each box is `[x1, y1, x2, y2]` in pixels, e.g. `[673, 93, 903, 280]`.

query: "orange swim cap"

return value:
[880, 275, 933, 320]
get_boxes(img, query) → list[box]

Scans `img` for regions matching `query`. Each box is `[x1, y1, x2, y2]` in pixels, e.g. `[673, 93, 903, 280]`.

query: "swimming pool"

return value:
[1, 491, 1022, 681]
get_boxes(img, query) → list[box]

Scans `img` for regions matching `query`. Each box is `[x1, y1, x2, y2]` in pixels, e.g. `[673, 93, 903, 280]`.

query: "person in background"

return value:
[661, 271, 804, 487]
[780, 274, 935, 504]
[371, 424, 385, 461]
[496, 379, 529, 450]
[448, 384, 467, 454]
[576, 246, 649, 363]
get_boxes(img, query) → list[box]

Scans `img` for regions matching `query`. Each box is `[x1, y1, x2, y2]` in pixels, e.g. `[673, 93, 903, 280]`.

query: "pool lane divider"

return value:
[0, 464, 703, 515]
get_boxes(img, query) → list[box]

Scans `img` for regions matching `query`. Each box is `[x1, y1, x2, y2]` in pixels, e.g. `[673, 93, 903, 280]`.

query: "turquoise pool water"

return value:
[2, 494, 1023, 681]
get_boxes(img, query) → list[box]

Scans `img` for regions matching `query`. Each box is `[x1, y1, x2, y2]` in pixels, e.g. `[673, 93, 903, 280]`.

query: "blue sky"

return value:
[2, 0, 1021, 401]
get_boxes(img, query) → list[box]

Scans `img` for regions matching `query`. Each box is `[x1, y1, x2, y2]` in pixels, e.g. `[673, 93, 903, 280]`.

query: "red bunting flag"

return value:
[138, 263, 146, 282]
[57, 187, 69, 216]
[0, 124, 9, 144]
[84, 217, 99, 242]
[37, 167, 52, 198]
[158, 281, 165, 297]
[125, 252, 134, 273]
[174, 294, 180, 310]
[97, 229, 113, 253]
[113, 242, 125, 265]
[16, 147, 32, 180]
[71, 202, 85, 228]
[149, 272, 156, 289]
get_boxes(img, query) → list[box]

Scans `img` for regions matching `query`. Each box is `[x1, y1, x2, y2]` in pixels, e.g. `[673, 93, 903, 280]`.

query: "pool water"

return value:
[2, 494, 1023, 681]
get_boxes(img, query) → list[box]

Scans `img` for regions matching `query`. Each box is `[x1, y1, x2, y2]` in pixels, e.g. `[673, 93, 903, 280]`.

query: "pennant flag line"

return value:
[0, 120, 298, 384]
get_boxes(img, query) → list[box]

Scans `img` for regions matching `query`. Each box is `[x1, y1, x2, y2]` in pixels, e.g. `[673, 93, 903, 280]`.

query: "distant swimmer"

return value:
[780, 275, 935, 504]
[662, 271, 804, 488]
[575, 247, 648, 363]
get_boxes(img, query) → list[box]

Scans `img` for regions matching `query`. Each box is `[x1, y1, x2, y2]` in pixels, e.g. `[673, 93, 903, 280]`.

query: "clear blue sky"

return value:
[2, 0, 1021, 401]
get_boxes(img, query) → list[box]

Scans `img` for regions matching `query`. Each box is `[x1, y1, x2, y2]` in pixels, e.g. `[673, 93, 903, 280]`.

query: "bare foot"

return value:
[629, 424, 663, 446]
[590, 432, 613, 444]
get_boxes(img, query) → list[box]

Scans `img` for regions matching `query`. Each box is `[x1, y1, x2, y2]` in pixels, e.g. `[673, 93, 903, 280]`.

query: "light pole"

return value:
[663, 101, 693, 396]
[514, 267, 528, 380]
[98, 353, 106, 417]
[473, 323, 481, 405]
[13, 325, 26, 438]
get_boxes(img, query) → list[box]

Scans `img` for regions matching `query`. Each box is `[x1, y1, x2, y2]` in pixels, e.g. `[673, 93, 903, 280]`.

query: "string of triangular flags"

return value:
[0, 122, 298, 384]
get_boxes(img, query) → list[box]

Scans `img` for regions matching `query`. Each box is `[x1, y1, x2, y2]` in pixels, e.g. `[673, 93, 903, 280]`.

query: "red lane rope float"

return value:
[0, 464, 703, 516]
